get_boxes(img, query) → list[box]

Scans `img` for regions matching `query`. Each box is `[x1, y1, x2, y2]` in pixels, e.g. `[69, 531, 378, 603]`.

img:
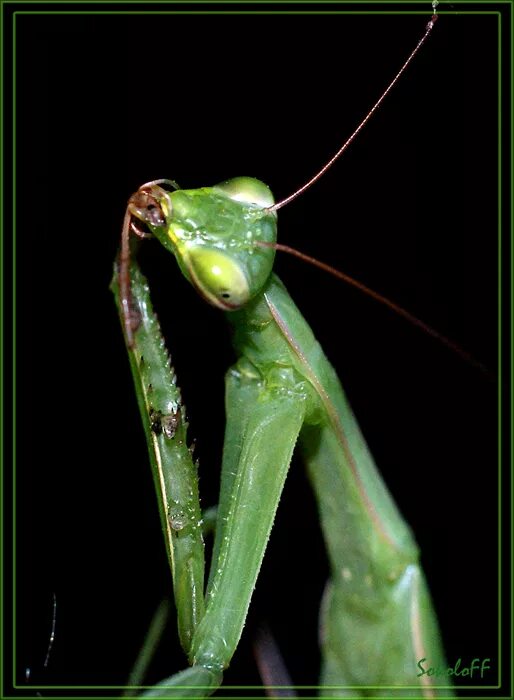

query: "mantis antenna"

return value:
[269, 8, 439, 213]
[259, 5, 491, 378]
[254, 241, 492, 378]
[119, 179, 179, 347]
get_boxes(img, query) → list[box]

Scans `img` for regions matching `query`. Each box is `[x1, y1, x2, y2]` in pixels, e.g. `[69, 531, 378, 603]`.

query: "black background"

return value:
[12, 2, 502, 696]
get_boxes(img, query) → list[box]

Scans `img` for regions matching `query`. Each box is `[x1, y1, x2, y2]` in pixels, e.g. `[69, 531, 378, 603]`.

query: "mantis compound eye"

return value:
[214, 176, 275, 209]
[186, 248, 250, 310]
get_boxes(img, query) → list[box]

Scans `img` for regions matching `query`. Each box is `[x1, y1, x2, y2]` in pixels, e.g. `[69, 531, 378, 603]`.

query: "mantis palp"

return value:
[17, 7, 498, 698]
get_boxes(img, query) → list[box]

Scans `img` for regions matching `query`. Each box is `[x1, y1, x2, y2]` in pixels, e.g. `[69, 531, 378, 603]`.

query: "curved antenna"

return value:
[119, 182, 176, 348]
[269, 12, 438, 213]
[138, 178, 180, 191]
[255, 240, 492, 379]
[119, 205, 137, 348]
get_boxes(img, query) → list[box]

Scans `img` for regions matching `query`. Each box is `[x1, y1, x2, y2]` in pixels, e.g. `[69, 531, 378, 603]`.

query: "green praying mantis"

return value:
[108, 11, 476, 697]
[13, 5, 499, 697]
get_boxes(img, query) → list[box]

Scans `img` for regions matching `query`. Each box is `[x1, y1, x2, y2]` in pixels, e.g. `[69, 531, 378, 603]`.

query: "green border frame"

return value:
[2, 1, 509, 698]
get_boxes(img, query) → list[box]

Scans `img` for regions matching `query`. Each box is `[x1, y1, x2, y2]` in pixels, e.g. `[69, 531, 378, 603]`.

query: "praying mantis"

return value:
[108, 11, 496, 698]
[16, 6, 498, 698]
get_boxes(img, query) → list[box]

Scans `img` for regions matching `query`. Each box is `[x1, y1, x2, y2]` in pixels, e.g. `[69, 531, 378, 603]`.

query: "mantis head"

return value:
[128, 177, 278, 310]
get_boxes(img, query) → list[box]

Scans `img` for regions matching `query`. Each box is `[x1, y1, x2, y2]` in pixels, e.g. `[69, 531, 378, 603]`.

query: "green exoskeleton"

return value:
[112, 12, 454, 699]
[113, 174, 449, 698]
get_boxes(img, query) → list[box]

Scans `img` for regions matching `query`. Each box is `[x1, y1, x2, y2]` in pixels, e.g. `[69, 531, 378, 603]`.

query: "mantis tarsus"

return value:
[17, 7, 498, 698]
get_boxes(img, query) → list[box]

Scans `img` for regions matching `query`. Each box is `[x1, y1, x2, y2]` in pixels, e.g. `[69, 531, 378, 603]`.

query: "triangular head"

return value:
[127, 177, 278, 311]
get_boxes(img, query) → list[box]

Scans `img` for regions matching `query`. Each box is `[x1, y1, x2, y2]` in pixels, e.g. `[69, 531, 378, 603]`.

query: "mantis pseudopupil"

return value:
[18, 9, 497, 692]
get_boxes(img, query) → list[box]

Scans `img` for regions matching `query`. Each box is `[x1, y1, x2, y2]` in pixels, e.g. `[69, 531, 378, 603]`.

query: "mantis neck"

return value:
[227, 273, 418, 564]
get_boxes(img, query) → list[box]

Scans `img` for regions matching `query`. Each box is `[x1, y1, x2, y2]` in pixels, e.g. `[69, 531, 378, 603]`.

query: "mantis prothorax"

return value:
[111, 11, 458, 698]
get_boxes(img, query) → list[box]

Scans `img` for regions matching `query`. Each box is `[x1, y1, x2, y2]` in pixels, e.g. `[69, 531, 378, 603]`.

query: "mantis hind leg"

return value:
[299, 413, 452, 697]
[320, 566, 451, 697]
